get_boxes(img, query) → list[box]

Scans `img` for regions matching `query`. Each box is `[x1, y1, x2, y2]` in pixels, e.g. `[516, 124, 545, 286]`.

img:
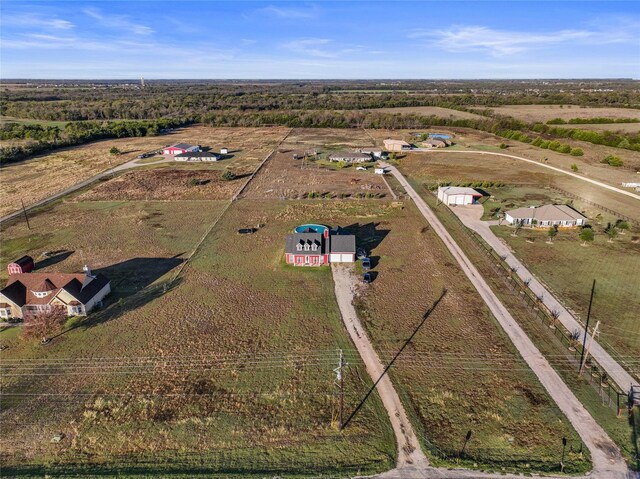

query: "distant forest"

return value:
[2, 79, 639, 162]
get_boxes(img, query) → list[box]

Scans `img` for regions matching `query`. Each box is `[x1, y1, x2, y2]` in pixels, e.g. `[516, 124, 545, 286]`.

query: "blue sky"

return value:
[1, 1, 639, 79]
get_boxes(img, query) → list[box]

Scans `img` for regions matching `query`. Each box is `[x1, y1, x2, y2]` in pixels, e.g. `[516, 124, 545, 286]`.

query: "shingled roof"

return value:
[0, 273, 110, 307]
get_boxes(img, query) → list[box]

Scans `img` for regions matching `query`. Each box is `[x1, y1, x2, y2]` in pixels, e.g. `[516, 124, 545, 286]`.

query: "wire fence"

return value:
[424, 190, 630, 415]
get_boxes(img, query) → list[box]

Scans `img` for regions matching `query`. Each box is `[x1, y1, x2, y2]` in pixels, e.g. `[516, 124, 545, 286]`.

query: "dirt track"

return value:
[331, 264, 428, 469]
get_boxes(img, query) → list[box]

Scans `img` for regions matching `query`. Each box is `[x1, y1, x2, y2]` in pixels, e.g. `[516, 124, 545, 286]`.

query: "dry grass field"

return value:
[0, 126, 289, 217]
[76, 169, 244, 202]
[0, 198, 395, 477]
[397, 151, 640, 224]
[282, 128, 374, 150]
[365, 106, 485, 120]
[476, 105, 640, 123]
[347, 201, 589, 473]
[243, 151, 388, 200]
[553, 123, 640, 134]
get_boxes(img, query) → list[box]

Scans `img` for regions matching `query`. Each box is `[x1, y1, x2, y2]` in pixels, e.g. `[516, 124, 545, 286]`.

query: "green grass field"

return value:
[492, 226, 640, 375]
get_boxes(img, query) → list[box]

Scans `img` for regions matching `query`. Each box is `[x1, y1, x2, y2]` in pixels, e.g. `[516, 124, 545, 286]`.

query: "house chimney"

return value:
[83, 265, 93, 277]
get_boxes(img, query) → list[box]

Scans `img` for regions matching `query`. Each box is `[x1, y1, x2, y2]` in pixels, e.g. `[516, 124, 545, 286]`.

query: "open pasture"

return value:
[282, 128, 374, 151]
[492, 226, 640, 374]
[478, 105, 640, 123]
[348, 201, 589, 473]
[0, 126, 289, 217]
[0, 198, 395, 477]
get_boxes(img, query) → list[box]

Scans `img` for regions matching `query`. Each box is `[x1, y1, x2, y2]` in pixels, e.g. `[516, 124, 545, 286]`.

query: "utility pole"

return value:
[579, 320, 600, 375]
[21, 199, 31, 230]
[578, 279, 596, 373]
[334, 349, 346, 428]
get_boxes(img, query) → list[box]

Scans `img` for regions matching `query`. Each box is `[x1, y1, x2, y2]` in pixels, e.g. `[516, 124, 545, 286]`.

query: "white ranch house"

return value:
[505, 204, 587, 228]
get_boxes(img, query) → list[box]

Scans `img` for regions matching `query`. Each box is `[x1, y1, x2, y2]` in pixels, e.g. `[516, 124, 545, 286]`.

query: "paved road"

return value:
[380, 162, 630, 478]
[413, 149, 640, 202]
[331, 264, 429, 468]
[0, 156, 175, 225]
[452, 204, 639, 390]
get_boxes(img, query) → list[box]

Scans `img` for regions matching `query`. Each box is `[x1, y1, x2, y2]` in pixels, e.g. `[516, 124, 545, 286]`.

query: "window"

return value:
[33, 291, 50, 298]
[70, 306, 82, 315]
[311, 243, 318, 251]
[0, 309, 8, 319]
[296, 244, 302, 251]
[295, 256, 303, 264]
[304, 243, 310, 251]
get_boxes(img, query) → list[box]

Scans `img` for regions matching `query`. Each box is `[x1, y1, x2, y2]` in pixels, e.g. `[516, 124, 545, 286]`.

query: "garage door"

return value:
[330, 253, 353, 263]
[455, 195, 465, 205]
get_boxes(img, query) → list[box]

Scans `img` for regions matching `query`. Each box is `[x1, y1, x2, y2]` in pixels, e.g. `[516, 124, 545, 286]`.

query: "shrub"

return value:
[109, 146, 121, 155]
[570, 163, 578, 172]
[558, 144, 572, 154]
[601, 155, 624, 167]
[570, 148, 584, 156]
[499, 143, 508, 149]
[221, 170, 237, 181]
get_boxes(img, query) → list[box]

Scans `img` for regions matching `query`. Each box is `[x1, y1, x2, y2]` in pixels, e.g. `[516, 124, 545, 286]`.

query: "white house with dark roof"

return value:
[174, 151, 220, 162]
[0, 266, 111, 319]
[505, 204, 587, 228]
[328, 152, 372, 163]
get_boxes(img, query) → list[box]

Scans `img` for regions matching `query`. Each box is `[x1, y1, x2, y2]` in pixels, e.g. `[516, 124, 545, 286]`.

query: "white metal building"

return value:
[437, 186, 483, 205]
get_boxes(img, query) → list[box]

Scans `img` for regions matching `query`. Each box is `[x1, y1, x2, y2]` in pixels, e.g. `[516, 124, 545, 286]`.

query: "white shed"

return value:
[437, 186, 483, 205]
[374, 168, 386, 175]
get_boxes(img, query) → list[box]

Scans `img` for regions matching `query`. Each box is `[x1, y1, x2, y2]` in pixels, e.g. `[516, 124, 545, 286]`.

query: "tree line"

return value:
[0, 118, 191, 164]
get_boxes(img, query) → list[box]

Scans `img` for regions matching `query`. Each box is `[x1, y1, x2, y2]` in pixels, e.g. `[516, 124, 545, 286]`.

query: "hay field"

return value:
[0, 126, 289, 217]
[478, 105, 640, 123]
[0, 198, 395, 477]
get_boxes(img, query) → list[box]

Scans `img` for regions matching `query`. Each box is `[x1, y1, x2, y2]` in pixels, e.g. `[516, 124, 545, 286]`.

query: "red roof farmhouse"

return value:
[0, 266, 111, 320]
[285, 224, 356, 266]
[162, 143, 201, 155]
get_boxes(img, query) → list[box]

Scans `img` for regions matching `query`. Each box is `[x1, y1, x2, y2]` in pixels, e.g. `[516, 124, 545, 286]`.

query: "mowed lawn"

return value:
[0, 198, 395, 477]
[492, 226, 640, 379]
[347, 200, 590, 474]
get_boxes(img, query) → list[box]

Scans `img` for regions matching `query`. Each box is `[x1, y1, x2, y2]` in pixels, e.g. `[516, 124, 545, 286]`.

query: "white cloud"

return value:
[0, 13, 74, 30]
[259, 5, 319, 19]
[83, 8, 153, 35]
[281, 38, 364, 59]
[410, 24, 638, 56]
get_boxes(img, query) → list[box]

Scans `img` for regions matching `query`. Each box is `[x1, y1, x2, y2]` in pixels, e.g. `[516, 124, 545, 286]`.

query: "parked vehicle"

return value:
[356, 248, 367, 260]
[362, 257, 371, 270]
[363, 272, 372, 283]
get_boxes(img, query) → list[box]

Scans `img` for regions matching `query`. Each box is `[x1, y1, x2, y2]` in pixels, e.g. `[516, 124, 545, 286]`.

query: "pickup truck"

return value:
[362, 258, 371, 270]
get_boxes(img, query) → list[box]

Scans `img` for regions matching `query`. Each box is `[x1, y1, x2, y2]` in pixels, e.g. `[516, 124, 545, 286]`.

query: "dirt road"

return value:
[331, 264, 428, 468]
[380, 162, 629, 477]
[452, 204, 639, 389]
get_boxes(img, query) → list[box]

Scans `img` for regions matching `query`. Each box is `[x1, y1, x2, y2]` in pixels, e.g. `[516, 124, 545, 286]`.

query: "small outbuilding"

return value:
[374, 168, 386, 175]
[7, 256, 34, 275]
[437, 186, 483, 205]
[220, 148, 229, 155]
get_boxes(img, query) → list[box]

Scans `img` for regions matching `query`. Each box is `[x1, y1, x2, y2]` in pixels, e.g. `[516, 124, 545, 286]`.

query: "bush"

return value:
[109, 146, 121, 155]
[221, 170, 237, 181]
[601, 155, 624, 167]
[570, 163, 578, 172]
[499, 143, 508, 149]
[570, 148, 584, 156]
[558, 144, 572, 154]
